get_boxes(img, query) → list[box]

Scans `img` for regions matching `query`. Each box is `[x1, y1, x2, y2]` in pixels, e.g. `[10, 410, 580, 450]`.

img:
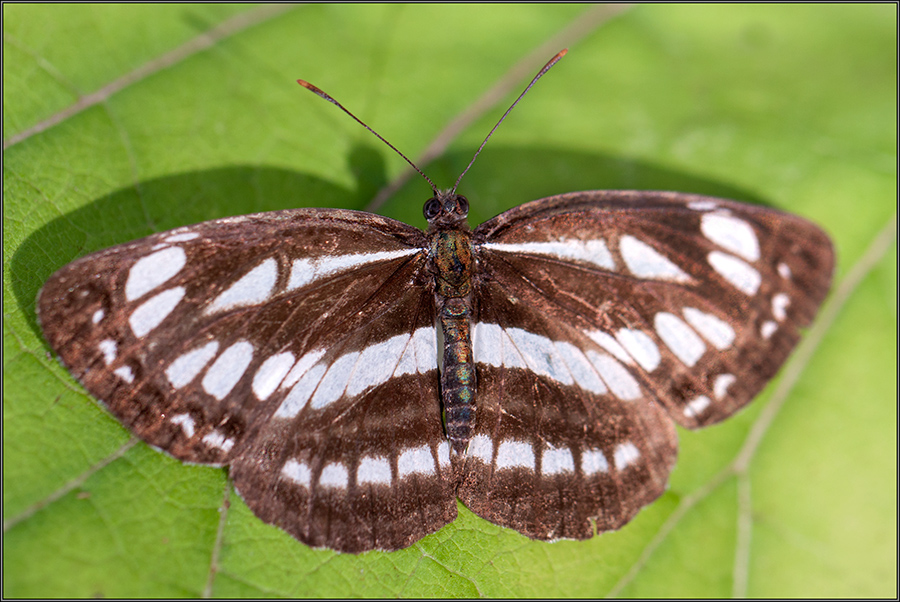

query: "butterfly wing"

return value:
[458, 190, 833, 540]
[229, 273, 456, 552]
[474, 190, 834, 428]
[37, 208, 455, 552]
[459, 281, 679, 540]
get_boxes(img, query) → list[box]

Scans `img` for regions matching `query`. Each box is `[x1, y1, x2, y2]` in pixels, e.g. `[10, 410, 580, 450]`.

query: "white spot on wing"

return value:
[125, 247, 187, 301]
[309, 351, 359, 409]
[587, 351, 642, 400]
[281, 349, 326, 389]
[582, 449, 609, 475]
[473, 323, 528, 369]
[398, 445, 435, 477]
[129, 287, 185, 337]
[412, 326, 438, 374]
[483, 239, 615, 270]
[507, 328, 573, 385]
[701, 213, 760, 261]
[498, 328, 527, 369]
[469, 434, 493, 464]
[542, 444, 575, 475]
[655, 312, 707, 367]
[202, 430, 234, 453]
[620, 235, 691, 282]
[164, 232, 199, 243]
[437, 441, 450, 469]
[554, 341, 607, 394]
[480, 325, 655, 398]
[708, 251, 761, 295]
[274, 363, 327, 418]
[761, 320, 778, 339]
[587, 330, 634, 365]
[319, 462, 348, 488]
[778, 262, 792, 279]
[772, 293, 790, 321]
[394, 327, 438, 376]
[252, 352, 296, 400]
[688, 200, 718, 211]
[350, 333, 409, 394]
[357, 456, 392, 486]
[287, 249, 419, 291]
[171, 413, 195, 438]
[496, 440, 535, 471]
[684, 395, 711, 418]
[613, 441, 640, 470]
[714, 373, 736, 399]
[281, 459, 311, 487]
[206, 258, 278, 314]
[166, 341, 220, 389]
[98, 339, 117, 365]
[113, 366, 134, 383]
[92, 309, 105, 324]
[202, 340, 254, 400]
[473, 322, 502, 368]
[682, 307, 736, 350]
[615, 329, 661, 371]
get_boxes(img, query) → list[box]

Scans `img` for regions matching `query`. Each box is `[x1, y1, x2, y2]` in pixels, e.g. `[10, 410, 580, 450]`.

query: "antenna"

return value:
[298, 49, 567, 196]
[297, 79, 439, 196]
[451, 48, 567, 194]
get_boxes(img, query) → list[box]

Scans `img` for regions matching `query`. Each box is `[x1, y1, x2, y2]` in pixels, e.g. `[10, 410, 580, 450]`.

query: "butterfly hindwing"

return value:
[458, 277, 678, 540]
[230, 278, 457, 553]
[473, 191, 835, 429]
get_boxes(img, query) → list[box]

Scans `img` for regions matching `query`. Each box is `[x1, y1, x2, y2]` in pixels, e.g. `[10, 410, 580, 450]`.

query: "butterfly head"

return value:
[424, 191, 470, 230]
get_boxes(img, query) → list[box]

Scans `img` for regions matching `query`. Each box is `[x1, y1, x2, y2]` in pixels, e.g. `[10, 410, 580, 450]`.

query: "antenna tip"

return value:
[298, 79, 335, 103]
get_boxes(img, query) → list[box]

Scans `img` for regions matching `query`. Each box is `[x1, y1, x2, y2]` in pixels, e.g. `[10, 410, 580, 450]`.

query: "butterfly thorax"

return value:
[429, 230, 474, 297]
[424, 192, 477, 456]
[424, 190, 473, 297]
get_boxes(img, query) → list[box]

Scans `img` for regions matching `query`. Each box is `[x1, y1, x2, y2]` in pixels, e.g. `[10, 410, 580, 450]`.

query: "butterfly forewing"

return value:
[474, 190, 834, 429]
[36, 208, 430, 466]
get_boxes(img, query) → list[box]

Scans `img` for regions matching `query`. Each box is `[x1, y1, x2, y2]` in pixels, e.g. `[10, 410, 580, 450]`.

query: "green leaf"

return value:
[4, 4, 895, 597]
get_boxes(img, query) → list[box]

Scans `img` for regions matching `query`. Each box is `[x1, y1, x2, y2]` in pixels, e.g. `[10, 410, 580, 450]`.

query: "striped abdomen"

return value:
[430, 229, 476, 455]
[440, 297, 475, 454]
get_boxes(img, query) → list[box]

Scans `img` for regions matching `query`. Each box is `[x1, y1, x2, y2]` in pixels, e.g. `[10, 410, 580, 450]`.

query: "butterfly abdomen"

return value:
[430, 229, 477, 455]
[440, 298, 476, 455]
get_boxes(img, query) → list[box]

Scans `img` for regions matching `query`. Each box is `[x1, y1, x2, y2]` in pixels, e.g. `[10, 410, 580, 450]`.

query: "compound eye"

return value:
[423, 198, 442, 220]
[456, 195, 469, 215]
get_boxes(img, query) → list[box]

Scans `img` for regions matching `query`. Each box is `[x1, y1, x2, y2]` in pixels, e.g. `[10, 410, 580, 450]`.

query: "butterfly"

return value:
[36, 51, 834, 553]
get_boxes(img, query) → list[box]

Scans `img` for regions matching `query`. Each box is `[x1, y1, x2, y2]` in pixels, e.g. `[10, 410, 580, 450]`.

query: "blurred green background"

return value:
[4, 4, 896, 597]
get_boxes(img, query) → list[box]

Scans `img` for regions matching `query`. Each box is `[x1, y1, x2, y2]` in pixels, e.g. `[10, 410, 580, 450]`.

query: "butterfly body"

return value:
[426, 192, 478, 454]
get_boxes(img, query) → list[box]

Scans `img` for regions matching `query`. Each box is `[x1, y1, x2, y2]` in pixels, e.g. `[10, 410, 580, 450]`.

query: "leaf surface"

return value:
[4, 4, 895, 597]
